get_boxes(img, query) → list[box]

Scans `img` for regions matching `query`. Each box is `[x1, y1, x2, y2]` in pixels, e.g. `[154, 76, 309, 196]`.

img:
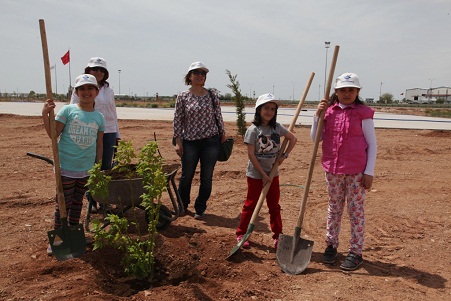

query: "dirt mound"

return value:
[0, 114, 450, 300]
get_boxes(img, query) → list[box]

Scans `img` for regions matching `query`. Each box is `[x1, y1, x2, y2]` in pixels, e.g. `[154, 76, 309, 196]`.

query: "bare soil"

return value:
[0, 108, 450, 301]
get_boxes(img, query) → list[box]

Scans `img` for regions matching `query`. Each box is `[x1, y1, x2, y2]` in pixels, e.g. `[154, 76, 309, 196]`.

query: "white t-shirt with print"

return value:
[244, 122, 288, 179]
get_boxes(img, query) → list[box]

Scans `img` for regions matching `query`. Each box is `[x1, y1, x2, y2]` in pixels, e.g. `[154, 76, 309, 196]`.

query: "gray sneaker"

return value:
[340, 252, 363, 271]
[194, 213, 204, 220]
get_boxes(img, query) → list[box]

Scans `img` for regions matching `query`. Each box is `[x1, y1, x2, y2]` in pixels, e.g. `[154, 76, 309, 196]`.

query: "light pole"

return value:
[118, 70, 121, 96]
[379, 82, 383, 101]
[324, 41, 330, 94]
[52, 64, 58, 95]
[248, 83, 253, 99]
[273, 85, 275, 95]
[428, 78, 435, 99]
[291, 82, 295, 100]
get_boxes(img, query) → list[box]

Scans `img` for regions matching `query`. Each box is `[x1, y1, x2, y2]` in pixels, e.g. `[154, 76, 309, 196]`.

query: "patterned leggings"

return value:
[53, 176, 89, 229]
[325, 172, 365, 255]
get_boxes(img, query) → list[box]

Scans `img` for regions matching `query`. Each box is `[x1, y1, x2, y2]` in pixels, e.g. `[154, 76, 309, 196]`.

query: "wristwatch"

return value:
[282, 153, 288, 159]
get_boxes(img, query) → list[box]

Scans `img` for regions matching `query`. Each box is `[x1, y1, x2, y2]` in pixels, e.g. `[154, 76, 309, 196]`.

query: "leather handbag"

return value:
[209, 90, 234, 162]
[218, 137, 234, 161]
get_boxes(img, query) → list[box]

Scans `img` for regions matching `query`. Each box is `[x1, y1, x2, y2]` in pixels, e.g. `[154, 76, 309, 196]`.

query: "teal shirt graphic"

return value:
[56, 104, 105, 172]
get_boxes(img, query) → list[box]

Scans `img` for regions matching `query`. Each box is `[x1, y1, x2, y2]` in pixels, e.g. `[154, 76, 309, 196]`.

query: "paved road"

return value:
[1, 102, 451, 130]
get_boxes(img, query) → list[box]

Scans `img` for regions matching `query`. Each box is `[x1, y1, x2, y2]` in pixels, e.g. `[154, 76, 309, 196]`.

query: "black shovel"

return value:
[276, 45, 340, 274]
[40, 19, 86, 260]
[227, 72, 315, 258]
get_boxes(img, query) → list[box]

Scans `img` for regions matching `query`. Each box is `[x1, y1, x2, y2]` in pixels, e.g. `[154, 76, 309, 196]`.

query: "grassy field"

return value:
[425, 108, 451, 118]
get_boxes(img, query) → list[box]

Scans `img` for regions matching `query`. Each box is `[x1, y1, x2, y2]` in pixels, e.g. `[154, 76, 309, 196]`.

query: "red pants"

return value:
[236, 176, 282, 240]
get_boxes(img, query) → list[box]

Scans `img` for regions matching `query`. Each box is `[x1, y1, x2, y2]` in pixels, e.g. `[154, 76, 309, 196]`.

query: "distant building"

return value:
[405, 87, 451, 104]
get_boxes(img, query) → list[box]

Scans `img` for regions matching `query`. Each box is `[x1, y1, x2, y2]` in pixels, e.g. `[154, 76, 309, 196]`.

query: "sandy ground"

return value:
[0, 110, 450, 300]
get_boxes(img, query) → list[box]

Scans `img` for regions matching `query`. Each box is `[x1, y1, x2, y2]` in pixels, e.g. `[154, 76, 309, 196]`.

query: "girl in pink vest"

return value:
[311, 73, 377, 271]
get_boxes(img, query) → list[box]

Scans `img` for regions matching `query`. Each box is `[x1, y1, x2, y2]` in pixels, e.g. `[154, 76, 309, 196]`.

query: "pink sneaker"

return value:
[236, 235, 250, 248]
[274, 239, 279, 250]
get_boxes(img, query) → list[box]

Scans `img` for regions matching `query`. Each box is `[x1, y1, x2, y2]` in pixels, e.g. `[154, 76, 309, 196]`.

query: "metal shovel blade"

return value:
[47, 217, 87, 261]
[276, 228, 314, 275]
[226, 224, 254, 259]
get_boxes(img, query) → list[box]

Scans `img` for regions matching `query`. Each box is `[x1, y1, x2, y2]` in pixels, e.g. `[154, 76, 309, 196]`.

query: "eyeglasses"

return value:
[90, 67, 106, 73]
[191, 69, 207, 76]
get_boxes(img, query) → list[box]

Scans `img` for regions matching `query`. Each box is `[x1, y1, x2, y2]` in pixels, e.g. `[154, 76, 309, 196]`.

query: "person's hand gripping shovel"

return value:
[276, 45, 340, 274]
[39, 19, 86, 261]
[227, 72, 315, 259]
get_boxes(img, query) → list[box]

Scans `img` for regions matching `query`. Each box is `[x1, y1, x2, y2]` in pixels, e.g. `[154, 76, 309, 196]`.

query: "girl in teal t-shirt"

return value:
[42, 74, 105, 256]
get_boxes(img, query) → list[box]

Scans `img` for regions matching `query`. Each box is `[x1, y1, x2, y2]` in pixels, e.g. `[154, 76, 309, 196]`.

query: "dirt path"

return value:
[0, 113, 450, 300]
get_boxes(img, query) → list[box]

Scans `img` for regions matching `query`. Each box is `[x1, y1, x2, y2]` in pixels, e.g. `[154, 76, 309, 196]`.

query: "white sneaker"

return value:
[47, 245, 53, 256]
[47, 240, 63, 256]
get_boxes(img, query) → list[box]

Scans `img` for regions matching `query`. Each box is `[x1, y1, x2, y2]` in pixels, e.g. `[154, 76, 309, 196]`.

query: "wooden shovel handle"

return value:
[248, 72, 315, 224]
[296, 45, 340, 228]
[275, 72, 315, 170]
[39, 19, 67, 218]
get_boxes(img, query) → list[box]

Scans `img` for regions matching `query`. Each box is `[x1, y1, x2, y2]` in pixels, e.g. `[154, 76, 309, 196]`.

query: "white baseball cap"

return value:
[255, 93, 281, 108]
[334, 73, 361, 89]
[188, 61, 209, 73]
[87, 57, 108, 70]
[74, 74, 99, 89]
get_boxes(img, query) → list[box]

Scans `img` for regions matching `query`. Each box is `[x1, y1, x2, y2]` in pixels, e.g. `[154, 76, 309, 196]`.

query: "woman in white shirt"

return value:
[71, 57, 120, 212]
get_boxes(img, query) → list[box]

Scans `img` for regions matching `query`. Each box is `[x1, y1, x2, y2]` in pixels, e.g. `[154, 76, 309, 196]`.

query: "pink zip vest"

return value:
[321, 102, 374, 174]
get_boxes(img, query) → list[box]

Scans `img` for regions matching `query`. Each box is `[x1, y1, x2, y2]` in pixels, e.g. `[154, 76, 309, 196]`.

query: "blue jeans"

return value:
[179, 135, 220, 215]
[101, 133, 118, 170]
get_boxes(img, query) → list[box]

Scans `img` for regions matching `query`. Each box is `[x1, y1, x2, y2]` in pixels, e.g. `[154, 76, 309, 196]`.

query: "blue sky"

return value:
[1, 0, 450, 101]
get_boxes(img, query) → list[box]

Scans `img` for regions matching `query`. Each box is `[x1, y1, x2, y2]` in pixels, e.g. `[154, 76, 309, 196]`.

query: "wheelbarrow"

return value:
[26, 152, 184, 232]
[86, 163, 183, 231]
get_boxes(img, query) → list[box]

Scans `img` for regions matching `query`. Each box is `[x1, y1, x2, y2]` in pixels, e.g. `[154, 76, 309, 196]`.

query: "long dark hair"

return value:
[252, 105, 278, 129]
[328, 92, 364, 105]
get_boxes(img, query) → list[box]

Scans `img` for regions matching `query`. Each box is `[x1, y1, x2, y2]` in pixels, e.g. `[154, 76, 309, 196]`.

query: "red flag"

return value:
[61, 50, 70, 65]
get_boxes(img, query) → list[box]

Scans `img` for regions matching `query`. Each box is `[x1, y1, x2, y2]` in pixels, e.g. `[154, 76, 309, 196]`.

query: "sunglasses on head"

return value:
[191, 69, 206, 76]
[91, 67, 105, 73]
